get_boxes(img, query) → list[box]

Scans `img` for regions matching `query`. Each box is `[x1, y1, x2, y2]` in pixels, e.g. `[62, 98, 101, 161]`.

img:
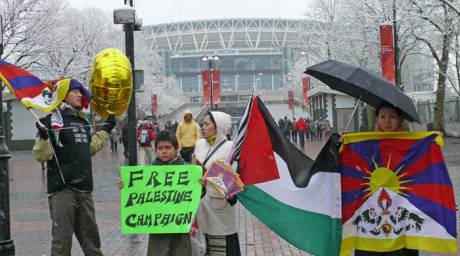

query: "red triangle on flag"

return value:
[238, 98, 280, 185]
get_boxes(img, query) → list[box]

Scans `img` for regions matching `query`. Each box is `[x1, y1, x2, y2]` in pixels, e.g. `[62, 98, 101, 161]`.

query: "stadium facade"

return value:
[143, 18, 306, 103]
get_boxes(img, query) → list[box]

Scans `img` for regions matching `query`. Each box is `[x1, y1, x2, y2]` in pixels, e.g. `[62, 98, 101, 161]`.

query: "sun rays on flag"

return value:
[361, 154, 412, 198]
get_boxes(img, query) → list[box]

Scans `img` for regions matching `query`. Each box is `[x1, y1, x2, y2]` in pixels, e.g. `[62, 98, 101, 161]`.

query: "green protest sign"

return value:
[120, 165, 202, 234]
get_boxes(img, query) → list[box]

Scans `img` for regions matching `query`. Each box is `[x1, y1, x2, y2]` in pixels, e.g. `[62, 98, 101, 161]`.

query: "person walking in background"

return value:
[32, 79, 115, 255]
[176, 110, 201, 163]
[291, 117, 298, 144]
[173, 121, 179, 133]
[110, 126, 119, 153]
[121, 123, 129, 159]
[309, 119, 316, 141]
[165, 120, 172, 131]
[283, 116, 292, 140]
[136, 120, 156, 165]
[304, 118, 310, 141]
[284, 116, 292, 141]
[36, 132, 47, 171]
[324, 119, 332, 138]
[193, 111, 240, 256]
[278, 118, 285, 129]
[316, 118, 323, 140]
[152, 121, 161, 135]
[295, 117, 308, 148]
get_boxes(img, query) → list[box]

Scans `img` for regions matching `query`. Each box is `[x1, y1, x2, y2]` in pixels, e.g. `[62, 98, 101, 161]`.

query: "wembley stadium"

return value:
[143, 18, 307, 103]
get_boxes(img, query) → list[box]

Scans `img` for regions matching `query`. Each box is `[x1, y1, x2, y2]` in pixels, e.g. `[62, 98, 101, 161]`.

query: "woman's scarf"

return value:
[206, 134, 217, 145]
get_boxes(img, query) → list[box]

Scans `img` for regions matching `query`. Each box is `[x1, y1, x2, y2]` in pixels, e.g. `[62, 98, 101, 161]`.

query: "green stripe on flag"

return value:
[238, 186, 342, 256]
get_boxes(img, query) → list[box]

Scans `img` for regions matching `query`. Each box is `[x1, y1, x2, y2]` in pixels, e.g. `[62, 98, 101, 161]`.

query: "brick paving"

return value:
[6, 137, 460, 256]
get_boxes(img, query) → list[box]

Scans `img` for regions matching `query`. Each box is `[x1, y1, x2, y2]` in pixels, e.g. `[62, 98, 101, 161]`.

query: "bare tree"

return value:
[409, 0, 457, 130]
[134, 36, 185, 115]
[36, 7, 122, 81]
[447, 20, 460, 96]
[1, 0, 64, 67]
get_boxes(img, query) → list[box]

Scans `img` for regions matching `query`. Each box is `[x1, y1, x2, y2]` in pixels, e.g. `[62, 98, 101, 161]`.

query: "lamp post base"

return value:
[0, 240, 15, 256]
[0, 134, 14, 256]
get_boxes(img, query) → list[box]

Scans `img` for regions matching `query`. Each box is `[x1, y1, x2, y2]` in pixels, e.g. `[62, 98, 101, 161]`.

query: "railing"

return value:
[416, 97, 460, 123]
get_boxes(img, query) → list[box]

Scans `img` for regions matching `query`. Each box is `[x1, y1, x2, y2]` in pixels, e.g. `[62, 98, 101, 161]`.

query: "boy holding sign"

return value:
[120, 131, 202, 256]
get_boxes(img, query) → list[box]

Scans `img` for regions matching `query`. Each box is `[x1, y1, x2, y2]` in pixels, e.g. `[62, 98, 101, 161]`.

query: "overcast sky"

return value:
[67, 0, 311, 25]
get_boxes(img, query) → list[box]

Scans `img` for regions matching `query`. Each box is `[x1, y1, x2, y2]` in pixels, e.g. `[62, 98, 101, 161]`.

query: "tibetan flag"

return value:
[0, 60, 68, 112]
[229, 96, 342, 256]
[340, 132, 457, 254]
[205, 160, 244, 198]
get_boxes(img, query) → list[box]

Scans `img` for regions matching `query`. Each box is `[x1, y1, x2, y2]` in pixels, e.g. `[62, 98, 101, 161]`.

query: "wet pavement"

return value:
[6, 136, 460, 256]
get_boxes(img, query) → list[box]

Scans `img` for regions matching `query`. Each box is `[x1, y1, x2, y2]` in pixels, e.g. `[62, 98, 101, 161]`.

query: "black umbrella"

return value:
[305, 60, 420, 123]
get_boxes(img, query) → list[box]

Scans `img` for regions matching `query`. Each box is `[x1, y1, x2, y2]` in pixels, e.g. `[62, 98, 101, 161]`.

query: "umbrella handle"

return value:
[344, 95, 362, 132]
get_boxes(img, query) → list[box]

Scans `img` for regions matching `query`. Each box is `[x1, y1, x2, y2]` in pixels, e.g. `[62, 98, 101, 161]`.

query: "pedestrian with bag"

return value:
[136, 120, 156, 165]
[295, 117, 308, 148]
[32, 78, 115, 256]
[193, 111, 241, 256]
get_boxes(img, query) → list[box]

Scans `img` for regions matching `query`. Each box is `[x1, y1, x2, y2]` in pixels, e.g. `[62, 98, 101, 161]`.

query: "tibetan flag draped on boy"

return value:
[229, 96, 342, 256]
[340, 132, 457, 254]
[0, 60, 69, 112]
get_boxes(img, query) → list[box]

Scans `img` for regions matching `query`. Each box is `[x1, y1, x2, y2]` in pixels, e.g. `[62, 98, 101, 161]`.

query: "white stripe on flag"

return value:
[254, 153, 341, 218]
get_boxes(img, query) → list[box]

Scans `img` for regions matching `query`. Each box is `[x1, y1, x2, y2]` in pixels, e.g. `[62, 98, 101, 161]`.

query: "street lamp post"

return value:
[114, 1, 141, 166]
[0, 14, 15, 256]
[201, 55, 219, 109]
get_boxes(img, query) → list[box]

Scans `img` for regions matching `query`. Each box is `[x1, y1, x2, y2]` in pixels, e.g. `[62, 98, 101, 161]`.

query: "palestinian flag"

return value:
[229, 96, 342, 256]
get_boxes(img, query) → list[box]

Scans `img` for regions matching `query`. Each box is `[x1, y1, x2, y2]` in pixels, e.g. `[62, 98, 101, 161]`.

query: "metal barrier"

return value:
[416, 97, 460, 123]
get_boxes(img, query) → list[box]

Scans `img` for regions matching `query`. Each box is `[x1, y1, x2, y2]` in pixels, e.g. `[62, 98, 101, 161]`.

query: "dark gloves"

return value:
[36, 121, 49, 140]
[102, 115, 116, 133]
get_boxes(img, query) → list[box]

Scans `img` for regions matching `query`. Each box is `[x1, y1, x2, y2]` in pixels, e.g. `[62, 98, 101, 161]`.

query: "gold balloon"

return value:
[90, 48, 132, 117]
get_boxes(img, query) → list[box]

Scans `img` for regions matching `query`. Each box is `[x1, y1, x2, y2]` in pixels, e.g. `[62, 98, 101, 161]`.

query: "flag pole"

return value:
[27, 108, 66, 185]
[344, 95, 362, 132]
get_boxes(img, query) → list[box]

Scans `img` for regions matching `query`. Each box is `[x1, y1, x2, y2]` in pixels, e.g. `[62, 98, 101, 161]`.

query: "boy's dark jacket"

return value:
[153, 155, 186, 165]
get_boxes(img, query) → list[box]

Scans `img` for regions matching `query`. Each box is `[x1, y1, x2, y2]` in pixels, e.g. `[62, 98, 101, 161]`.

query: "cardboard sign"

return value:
[120, 165, 202, 234]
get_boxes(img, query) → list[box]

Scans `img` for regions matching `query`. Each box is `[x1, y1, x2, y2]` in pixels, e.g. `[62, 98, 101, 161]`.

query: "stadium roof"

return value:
[143, 18, 306, 51]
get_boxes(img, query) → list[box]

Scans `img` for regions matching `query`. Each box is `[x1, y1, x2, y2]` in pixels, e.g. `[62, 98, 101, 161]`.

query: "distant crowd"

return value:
[277, 116, 332, 147]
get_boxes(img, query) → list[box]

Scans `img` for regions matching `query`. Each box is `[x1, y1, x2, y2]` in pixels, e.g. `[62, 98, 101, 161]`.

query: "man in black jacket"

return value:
[32, 78, 115, 256]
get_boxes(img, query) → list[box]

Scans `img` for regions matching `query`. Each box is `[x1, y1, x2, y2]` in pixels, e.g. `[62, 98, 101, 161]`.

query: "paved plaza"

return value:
[7, 137, 460, 256]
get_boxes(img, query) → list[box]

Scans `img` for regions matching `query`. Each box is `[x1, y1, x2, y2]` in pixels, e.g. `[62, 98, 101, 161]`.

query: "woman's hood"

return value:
[209, 111, 231, 140]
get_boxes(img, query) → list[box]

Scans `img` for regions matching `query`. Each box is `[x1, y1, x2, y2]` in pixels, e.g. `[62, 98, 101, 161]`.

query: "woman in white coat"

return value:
[193, 111, 240, 256]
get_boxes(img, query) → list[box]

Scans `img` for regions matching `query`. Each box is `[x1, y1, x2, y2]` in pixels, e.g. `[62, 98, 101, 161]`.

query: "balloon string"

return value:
[45, 123, 110, 131]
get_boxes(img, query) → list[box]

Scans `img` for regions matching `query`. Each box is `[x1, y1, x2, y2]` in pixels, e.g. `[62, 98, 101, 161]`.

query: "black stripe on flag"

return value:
[256, 97, 341, 188]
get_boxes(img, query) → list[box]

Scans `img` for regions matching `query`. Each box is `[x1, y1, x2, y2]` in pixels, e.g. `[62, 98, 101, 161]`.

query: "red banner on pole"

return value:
[379, 24, 395, 84]
[202, 70, 211, 104]
[212, 69, 221, 105]
[288, 90, 293, 110]
[152, 94, 158, 115]
[302, 77, 309, 106]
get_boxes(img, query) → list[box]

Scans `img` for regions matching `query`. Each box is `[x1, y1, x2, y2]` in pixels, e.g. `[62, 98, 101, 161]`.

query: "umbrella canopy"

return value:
[305, 60, 420, 123]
